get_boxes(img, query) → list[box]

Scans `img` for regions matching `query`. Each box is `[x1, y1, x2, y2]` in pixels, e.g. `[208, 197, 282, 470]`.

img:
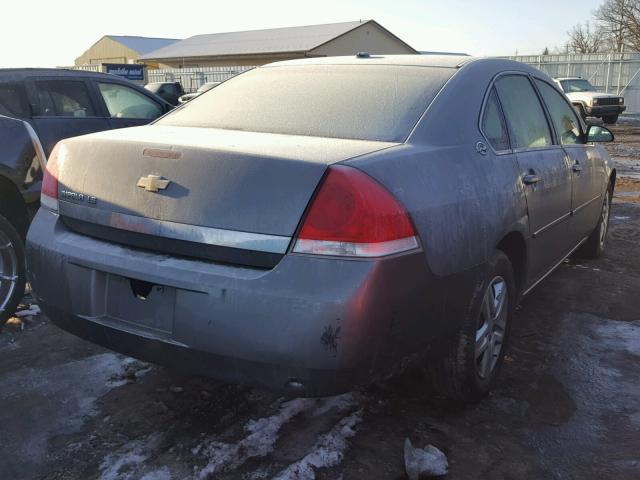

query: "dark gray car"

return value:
[0, 69, 171, 325]
[26, 55, 615, 402]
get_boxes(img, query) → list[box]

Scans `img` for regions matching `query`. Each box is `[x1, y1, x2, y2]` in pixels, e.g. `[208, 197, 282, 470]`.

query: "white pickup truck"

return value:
[553, 77, 625, 124]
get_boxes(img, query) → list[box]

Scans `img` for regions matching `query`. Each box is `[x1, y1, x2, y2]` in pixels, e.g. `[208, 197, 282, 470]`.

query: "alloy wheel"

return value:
[475, 276, 508, 379]
[599, 190, 610, 248]
[0, 230, 18, 316]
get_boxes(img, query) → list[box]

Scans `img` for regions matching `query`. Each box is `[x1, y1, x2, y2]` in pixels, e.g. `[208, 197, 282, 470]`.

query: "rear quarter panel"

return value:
[345, 59, 531, 278]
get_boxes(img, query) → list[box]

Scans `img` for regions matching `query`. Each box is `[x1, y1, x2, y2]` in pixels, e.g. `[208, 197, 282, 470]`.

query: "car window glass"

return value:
[535, 79, 584, 146]
[0, 82, 30, 117]
[560, 79, 594, 93]
[495, 76, 552, 149]
[481, 88, 510, 151]
[158, 65, 455, 142]
[98, 82, 163, 120]
[33, 80, 96, 117]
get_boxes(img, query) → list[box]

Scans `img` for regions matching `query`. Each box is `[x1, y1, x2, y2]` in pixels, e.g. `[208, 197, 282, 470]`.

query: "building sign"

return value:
[103, 63, 145, 81]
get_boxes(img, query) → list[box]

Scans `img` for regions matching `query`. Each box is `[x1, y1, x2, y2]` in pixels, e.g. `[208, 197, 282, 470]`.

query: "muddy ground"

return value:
[1, 121, 640, 480]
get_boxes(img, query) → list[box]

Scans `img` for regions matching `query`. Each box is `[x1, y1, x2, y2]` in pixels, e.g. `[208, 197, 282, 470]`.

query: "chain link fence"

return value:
[508, 53, 640, 114]
[147, 66, 255, 93]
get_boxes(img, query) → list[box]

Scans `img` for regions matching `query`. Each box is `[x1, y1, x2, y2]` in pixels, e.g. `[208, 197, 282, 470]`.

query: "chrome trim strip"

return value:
[522, 236, 587, 297]
[572, 193, 602, 215]
[59, 201, 291, 254]
[22, 120, 47, 167]
[532, 211, 571, 238]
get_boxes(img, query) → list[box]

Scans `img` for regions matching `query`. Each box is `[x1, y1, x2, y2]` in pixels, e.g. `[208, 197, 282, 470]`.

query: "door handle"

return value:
[572, 163, 583, 172]
[522, 173, 540, 185]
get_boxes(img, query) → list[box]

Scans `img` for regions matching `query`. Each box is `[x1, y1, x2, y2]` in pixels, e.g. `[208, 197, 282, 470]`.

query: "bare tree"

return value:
[567, 22, 605, 53]
[593, 0, 640, 51]
[595, 0, 632, 51]
[620, 0, 640, 50]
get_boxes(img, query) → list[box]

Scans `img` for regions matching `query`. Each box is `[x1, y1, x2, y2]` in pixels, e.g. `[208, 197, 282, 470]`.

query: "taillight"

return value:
[41, 142, 64, 212]
[292, 165, 419, 257]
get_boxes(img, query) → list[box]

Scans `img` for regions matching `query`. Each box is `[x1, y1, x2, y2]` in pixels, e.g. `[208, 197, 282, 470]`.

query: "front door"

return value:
[495, 75, 574, 283]
[533, 78, 604, 242]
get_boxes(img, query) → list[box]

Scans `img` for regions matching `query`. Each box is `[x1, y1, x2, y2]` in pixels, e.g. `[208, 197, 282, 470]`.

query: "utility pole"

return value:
[617, 44, 624, 95]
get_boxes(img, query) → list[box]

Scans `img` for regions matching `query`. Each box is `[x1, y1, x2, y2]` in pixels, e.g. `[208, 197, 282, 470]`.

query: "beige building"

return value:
[140, 20, 417, 68]
[75, 35, 180, 67]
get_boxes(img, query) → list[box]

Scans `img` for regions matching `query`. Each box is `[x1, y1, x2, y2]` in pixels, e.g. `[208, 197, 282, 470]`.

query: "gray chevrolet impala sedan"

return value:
[26, 55, 615, 402]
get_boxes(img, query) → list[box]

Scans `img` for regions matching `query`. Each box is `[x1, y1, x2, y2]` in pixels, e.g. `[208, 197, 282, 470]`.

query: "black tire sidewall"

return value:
[578, 186, 611, 258]
[462, 251, 516, 399]
[0, 213, 26, 326]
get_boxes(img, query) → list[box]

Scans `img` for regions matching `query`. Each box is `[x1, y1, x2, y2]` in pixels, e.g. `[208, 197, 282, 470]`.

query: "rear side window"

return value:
[98, 82, 163, 119]
[481, 88, 510, 151]
[495, 76, 552, 149]
[534, 79, 584, 145]
[158, 65, 455, 142]
[0, 82, 30, 117]
[33, 80, 96, 117]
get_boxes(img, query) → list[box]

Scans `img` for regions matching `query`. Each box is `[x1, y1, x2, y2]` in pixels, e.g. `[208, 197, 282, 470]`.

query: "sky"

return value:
[0, 0, 604, 68]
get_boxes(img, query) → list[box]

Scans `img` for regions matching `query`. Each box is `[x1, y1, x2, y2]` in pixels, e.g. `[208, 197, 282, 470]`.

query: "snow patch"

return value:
[196, 394, 358, 478]
[99, 435, 162, 480]
[271, 410, 363, 480]
[596, 320, 640, 356]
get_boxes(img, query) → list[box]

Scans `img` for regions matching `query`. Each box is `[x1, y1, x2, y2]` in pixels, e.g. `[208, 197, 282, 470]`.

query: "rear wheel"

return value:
[0, 213, 26, 327]
[603, 115, 619, 124]
[426, 251, 515, 403]
[577, 188, 611, 258]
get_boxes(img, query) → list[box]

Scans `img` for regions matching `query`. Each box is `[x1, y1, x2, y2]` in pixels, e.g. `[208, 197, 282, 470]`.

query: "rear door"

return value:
[94, 80, 166, 129]
[533, 78, 604, 242]
[495, 74, 573, 282]
[25, 77, 110, 155]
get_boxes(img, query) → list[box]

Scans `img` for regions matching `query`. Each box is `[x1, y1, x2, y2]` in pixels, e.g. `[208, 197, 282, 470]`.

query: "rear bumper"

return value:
[40, 302, 366, 396]
[586, 105, 626, 116]
[26, 209, 479, 396]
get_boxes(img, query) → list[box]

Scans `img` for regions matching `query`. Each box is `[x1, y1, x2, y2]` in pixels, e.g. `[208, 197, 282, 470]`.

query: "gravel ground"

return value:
[1, 120, 640, 480]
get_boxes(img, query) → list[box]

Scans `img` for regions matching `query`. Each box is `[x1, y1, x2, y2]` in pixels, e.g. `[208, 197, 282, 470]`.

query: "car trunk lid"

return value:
[57, 125, 397, 266]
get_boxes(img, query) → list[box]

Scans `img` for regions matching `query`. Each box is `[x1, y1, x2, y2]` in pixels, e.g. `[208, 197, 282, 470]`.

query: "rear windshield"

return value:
[157, 65, 454, 142]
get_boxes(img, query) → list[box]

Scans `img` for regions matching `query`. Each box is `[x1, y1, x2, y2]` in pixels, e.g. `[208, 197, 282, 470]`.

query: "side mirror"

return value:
[586, 125, 614, 143]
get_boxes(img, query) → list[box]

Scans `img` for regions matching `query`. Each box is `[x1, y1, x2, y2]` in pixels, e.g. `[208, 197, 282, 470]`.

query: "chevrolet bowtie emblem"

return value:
[137, 175, 170, 192]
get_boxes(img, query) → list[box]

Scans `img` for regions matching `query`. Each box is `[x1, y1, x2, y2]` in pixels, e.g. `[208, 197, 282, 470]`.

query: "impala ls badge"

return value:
[137, 175, 170, 192]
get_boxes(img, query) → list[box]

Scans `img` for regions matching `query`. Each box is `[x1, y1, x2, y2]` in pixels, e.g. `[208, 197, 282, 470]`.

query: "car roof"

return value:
[0, 68, 133, 82]
[265, 54, 476, 69]
[262, 55, 559, 79]
[554, 76, 584, 81]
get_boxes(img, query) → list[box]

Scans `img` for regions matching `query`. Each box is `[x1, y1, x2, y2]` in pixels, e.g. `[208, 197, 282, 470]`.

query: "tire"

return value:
[577, 187, 611, 258]
[0, 213, 26, 327]
[603, 115, 619, 124]
[426, 251, 516, 403]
